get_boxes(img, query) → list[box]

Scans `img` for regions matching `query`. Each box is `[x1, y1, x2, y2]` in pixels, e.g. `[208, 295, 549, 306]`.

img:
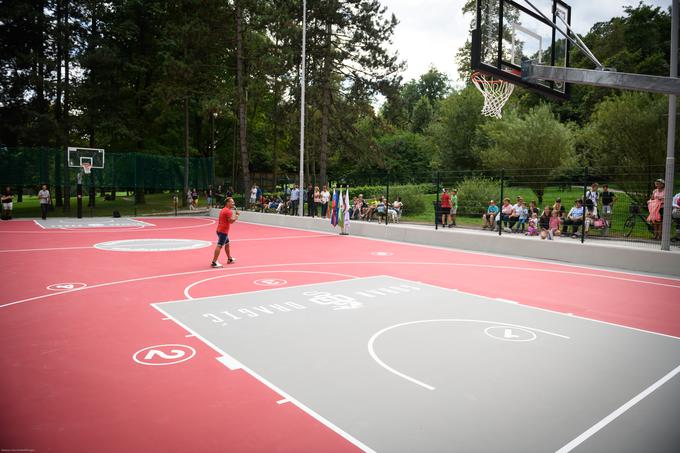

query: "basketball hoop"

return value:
[82, 163, 92, 174]
[471, 72, 515, 119]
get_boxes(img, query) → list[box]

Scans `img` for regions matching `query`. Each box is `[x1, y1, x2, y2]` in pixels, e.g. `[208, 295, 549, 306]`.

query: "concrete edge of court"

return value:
[215, 209, 680, 277]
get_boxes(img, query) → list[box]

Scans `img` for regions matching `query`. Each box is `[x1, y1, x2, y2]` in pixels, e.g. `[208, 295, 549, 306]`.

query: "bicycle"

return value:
[623, 204, 654, 238]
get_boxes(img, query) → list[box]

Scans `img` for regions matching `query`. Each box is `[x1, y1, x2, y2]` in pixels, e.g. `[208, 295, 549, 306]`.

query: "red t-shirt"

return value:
[217, 207, 233, 234]
[441, 193, 451, 208]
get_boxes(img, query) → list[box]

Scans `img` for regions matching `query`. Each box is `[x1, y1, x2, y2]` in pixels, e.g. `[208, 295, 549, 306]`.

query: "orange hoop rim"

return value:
[471, 71, 507, 84]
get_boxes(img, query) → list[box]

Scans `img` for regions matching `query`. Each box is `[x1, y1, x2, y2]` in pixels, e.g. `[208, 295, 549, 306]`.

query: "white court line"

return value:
[387, 275, 680, 342]
[2, 217, 215, 234]
[0, 233, 330, 254]
[182, 270, 362, 299]
[151, 303, 376, 453]
[32, 220, 46, 229]
[495, 298, 519, 304]
[237, 220, 680, 282]
[0, 261, 680, 332]
[276, 399, 289, 405]
[556, 364, 680, 453]
[367, 318, 570, 391]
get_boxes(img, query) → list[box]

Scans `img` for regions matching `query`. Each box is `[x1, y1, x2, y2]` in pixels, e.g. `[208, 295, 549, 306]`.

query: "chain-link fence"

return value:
[0, 147, 214, 217]
[1, 148, 677, 248]
[247, 165, 679, 249]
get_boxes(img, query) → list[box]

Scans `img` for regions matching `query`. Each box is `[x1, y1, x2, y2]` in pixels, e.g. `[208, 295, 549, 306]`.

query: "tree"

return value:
[476, 104, 577, 204]
[410, 96, 433, 133]
[428, 85, 486, 171]
[306, 0, 402, 186]
[580, 92, 669, 205]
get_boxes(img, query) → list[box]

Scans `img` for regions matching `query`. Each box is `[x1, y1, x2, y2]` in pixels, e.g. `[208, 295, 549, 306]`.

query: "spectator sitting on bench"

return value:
[268, 196, 283, 211]
[376, 197, 387, 224]
[584, 198, 607, 235]
[562, 199, 584, 238]
[497, 198, 513, 232]
[392, 197, 403, 222]
[365, 198, 378, 222]
[507, 196, 523, 232]
[352, 195, 364, 220]
[513, 200, 528, 233]
[482, 200, 498, 230]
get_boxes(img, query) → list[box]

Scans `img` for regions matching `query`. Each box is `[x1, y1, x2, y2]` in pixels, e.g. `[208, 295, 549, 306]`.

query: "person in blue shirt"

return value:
[482, 200, 499, 230]
[562, 199, 584, 237]
[290, 185, 300, 215]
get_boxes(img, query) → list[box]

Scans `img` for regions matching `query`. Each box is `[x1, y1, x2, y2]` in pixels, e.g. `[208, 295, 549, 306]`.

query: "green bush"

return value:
[455, 176, 501, 215]
[390, 186, 427, 215]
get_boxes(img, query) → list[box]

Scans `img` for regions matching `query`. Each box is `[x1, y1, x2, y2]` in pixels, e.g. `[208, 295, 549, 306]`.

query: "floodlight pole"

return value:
[661, 0, 678, 251]
[298, 0, 306, 217]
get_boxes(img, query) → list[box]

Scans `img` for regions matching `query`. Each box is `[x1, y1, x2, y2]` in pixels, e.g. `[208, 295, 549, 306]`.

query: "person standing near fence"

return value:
[450, 189, 458, 227]
[672, 191, 680, 240]
[207, 186, 213, 207]
[600, 184, 616, 225]
[321, 185, 330, 218]
[290, 185, 300, 215]
[2, 186, 13, 220]
[647, 179, 665, 240]
[306, 185, 314, 217]
[586, 182, 599, 208]
[313, 186, 321, 217]
[38, 184, 50, 220]
[440, 188, 451, 227]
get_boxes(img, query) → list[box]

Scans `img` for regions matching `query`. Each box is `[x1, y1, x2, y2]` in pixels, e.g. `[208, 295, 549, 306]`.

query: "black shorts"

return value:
[216, 232, 229, 246]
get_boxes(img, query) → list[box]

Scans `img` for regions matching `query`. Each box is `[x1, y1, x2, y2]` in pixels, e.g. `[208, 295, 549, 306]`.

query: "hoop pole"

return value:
[661, 0, 678, 251]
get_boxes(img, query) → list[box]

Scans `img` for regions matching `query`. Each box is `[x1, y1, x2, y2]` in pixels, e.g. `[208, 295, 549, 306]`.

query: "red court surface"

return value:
[1, 216, 679, 452]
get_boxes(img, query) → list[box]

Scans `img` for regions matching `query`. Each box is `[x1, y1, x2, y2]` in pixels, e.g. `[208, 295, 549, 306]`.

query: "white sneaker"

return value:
[211, 261, 223, 268]
[228, 257, 237, 264]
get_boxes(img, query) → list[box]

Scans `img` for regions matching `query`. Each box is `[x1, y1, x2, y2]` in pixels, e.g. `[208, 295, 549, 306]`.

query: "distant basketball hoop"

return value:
[471, 72, 515, 119]
[82, 162, 92, 174]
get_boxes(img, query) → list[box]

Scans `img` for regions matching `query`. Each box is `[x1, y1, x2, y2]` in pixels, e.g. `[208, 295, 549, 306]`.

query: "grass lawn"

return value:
[399, 187, 660, 242]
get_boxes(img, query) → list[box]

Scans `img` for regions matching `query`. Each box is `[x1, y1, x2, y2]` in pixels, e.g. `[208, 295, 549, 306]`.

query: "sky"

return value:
[380, 0, 673, 85]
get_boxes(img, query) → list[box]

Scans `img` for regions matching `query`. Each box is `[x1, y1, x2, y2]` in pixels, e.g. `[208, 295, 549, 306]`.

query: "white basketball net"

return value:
[82, 163, 92, 174]
[471, 72, 515, 119]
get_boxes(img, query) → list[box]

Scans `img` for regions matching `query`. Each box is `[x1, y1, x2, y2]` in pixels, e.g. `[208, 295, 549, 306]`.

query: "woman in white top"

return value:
[320, 185, 331, 218]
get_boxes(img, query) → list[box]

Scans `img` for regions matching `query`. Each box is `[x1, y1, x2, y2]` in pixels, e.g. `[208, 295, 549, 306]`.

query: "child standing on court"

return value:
[211, 197, 239, 268]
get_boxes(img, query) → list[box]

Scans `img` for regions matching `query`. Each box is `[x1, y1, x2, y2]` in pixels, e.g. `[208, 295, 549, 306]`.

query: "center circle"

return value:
[94, 239, 212, 252]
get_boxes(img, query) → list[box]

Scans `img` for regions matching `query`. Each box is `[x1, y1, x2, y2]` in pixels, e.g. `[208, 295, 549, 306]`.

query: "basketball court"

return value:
[2, 0, 679, 451]
[1, 216, 679, 452]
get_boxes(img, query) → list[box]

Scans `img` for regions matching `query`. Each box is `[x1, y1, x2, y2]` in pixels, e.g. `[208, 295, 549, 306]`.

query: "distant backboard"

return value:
[68, 147, 105, 168]
[472, 0, 571, 100]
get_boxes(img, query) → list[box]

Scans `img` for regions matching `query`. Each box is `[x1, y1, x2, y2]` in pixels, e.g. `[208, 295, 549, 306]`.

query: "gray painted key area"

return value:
[95, 239, 212, 252]
[35, 218, 153, 228]
[155, 276, 680, 452]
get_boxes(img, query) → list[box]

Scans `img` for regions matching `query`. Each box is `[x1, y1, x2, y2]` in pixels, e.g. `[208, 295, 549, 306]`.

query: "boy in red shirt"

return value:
[440, 188, 451, 227]
[211, 197, 239, 268]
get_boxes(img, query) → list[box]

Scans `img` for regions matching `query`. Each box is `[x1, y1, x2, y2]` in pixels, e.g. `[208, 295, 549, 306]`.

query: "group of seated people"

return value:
[351, 194, 403, 223]
[482, 195, 607, 239]
[250, 192, 404, 222]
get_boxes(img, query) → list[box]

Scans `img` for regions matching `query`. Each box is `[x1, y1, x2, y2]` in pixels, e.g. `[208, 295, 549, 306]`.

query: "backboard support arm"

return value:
[522, 61, 680, 96]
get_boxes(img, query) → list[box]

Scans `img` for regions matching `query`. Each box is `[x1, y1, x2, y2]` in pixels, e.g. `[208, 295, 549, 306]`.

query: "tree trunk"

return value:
[183, 96, 190, 207]
[273, 71, 279, 192]
[319, 20, 332, 187]
[235, 1, 251, 201]
[62, 0, 71, 211]
[88, 0, 97, 148]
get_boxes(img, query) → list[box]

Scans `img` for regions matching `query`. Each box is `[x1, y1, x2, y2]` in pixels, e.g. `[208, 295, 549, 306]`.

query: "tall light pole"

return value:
[298, 0, 307, 216]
